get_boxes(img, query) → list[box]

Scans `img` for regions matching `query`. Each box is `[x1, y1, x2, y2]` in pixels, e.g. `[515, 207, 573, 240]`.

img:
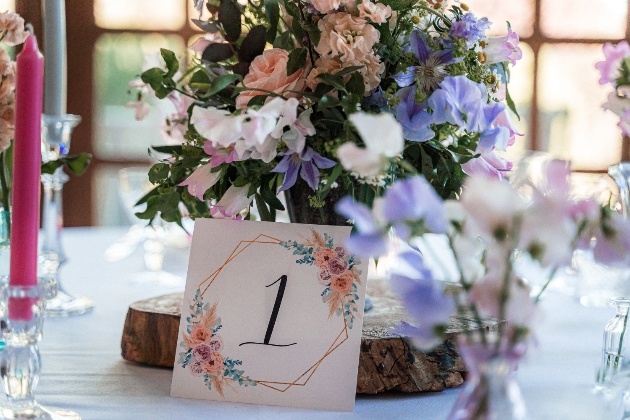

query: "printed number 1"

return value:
[239, 275, 297, 347]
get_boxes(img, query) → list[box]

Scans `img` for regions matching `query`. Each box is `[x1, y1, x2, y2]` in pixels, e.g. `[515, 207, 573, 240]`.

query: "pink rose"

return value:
[314, 248, 337, 268]
[330, 271, 355, 294]
[189, 324, 212, 346]
[334, 246, 347, 258]
[208, 335, 224, 352]
[328, 257, 349, 275]
[316, 13, 379, 63]
[319, 269, 332, 286]
[202, 352, 225, 374]
[192, 343, 214, 363]
[236, 49, 308, 108]
[189, 361, 205, 376]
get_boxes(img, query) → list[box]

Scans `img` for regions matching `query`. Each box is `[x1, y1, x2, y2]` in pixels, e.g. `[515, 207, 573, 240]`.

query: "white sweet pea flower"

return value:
[178, 163, 221, 200]
[191, 106, 243, 148]
[210, 185, 253, 219]
[337, 112, 404, 178]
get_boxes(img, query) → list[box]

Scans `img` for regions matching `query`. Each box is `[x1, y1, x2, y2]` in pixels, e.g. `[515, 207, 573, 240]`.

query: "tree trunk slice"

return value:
[121, 279, 489, 394]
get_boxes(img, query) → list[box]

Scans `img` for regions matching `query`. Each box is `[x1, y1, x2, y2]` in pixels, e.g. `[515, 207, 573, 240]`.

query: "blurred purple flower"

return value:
[335, 197, 388, 258]
[392, 30, 456, 93]
[381, 176, 447, 236]
[395, 86, 435, 142]
[596, 41, 630, 85]
[390, 250, 456, 350]
[429, 76, 492, 132]
[449, 13, 491, 49]
[273, 146, 335, 192]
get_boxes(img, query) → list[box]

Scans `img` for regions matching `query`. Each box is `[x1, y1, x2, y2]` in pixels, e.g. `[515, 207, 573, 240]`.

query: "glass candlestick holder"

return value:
[41, 114, 94, 317]
[0, 276, 80, 418]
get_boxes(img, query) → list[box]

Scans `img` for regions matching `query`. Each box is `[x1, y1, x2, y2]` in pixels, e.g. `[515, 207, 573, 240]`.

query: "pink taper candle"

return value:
[9, 34, 44, 321]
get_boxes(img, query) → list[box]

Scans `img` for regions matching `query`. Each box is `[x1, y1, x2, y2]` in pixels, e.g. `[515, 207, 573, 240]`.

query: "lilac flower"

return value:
[273, 147, 335, 192]
[390, 250, 456, 350]
[449, 13, 491, 49]
[395, 86, 435, 142]
[335, 197, 388, 258]
[483, 27, 523, 66]
[392, 30, 456, 93]
[596, 40, 630, 85]
[381, 176, 447, 236]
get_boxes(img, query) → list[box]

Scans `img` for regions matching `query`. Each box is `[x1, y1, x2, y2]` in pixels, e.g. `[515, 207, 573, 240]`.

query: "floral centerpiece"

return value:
[128, 0, 522, 225]
[335, 156, 630, 418]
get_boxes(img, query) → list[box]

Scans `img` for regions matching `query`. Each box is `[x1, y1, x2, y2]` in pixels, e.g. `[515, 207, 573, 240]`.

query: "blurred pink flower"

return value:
[596, 41, 630, 85]
[210, 185, 253, 219]
[0, 12, 27, 46]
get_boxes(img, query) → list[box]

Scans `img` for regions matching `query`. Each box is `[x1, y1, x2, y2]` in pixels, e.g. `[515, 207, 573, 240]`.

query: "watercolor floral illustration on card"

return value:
[280, 229, 362, 329]
[177, 288, 257, 397]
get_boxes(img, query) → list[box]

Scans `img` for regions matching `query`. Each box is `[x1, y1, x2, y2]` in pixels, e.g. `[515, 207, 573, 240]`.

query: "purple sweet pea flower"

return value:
[335, 197, 388, 258]
[393, 30, 457, 93]
[428, 76, 491, 132]
[390, 250, 456, 350]
[449, 13, 491, 49]
[396, 86, 435, 142]
[273, 146, 336, 192]
[381, 176, 447, 235]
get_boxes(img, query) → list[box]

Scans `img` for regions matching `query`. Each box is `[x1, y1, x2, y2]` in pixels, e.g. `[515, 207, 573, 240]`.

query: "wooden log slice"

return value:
[121, 279, 484, 394]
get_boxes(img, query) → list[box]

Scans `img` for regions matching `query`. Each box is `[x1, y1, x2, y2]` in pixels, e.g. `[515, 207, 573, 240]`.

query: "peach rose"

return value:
[189, 324, 212, 346]
[330, 271, 355, 294]
[358, 0, 392, 23]
[314, 248, 337, 268]
[202, 351, 225, 374]
[316, 13, 379, 63]
[236, 48, 308, 108]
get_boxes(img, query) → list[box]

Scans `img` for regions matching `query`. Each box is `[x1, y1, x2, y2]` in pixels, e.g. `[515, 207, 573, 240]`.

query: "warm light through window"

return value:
[94, 0, 185, 30]
[541, 0, 627, 38]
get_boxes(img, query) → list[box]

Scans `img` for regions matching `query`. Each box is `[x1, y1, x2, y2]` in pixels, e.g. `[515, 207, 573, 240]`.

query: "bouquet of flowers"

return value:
[130, 0, 522, 225]
[597, 40, 630, 136]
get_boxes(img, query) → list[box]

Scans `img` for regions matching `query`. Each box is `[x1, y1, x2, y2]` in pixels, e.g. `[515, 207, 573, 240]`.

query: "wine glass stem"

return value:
[41, 170, 68, 264]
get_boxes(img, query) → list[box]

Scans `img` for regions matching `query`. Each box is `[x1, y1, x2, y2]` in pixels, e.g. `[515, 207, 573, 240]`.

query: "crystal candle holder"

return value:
[41, 114, 93, 317]
[0, 276, 80, 418]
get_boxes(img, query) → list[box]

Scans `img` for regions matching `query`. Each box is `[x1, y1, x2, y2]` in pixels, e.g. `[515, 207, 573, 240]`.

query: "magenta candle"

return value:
[9, 35, 44, 321]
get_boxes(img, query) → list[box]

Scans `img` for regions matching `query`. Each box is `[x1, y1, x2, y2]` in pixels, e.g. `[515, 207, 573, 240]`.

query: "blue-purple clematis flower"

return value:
[396, 86, 435, 142]
[273, 146, 336, 192]
[392, 30, 457, 93]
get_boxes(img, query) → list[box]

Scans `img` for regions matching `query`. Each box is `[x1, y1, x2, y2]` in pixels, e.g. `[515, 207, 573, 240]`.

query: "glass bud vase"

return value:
[448, 341, 527, 420]
[598, 298, 630, 385]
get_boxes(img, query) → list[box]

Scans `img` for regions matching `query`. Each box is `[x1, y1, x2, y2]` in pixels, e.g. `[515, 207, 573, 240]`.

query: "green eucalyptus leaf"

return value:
[202, 43, 234, 63]
[160, 49, 179, 78]
[333, 65, 364, 78]
[255, 194, 273, 221]
[219, 0, 242, 42]
[152, 145, 184, 155]
[316, 73, 347, 92]
[148, 163, 170, 183]
[233, 61, 251, 77]
[191, 19, 221, 33]
[207, 73, 242, 97]
[346, 72, 365, 97]
[246, 94, 268, 107]
[239, 25, 267, 63]
[273, 30, 293, 50]
[264, 0, 280, 43]
[286, 48, 307, 76]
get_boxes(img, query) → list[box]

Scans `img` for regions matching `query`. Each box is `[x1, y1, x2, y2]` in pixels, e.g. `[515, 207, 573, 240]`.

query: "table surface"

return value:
[28, 227, 620, 419]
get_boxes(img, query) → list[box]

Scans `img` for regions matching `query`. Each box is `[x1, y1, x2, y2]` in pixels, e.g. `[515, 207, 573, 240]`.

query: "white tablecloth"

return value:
[30, 227, 619, 419]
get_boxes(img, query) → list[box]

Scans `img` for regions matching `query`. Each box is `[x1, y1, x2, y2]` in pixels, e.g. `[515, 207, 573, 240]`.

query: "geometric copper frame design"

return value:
[198, 233, 350, 393]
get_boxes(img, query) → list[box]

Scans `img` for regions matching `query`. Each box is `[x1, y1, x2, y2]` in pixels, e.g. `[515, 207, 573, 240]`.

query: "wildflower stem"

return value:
[534, 266, 558, 303]
[416, 5, 451, 25]
[296, 0, 316, 68]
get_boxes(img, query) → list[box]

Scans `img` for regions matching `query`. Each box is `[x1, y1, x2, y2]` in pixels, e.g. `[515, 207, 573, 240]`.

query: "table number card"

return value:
[170, 219, 368, 411]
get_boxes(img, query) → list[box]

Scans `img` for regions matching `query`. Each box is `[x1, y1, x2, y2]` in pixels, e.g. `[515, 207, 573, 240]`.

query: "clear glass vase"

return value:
[448, 341, 527, 420]
[598, 298, 630, 385]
